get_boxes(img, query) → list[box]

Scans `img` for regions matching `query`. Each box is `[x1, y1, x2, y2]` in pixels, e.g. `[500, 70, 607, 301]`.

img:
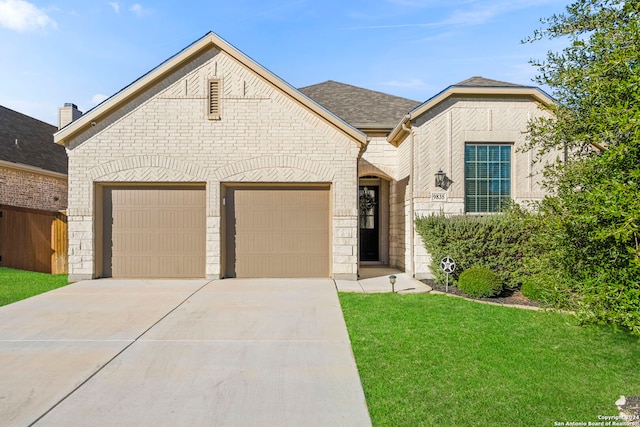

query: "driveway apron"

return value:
[0, 278, 371, 427]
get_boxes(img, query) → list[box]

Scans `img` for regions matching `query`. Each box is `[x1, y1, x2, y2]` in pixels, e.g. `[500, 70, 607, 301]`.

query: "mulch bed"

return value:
[421, 279, 540, 308]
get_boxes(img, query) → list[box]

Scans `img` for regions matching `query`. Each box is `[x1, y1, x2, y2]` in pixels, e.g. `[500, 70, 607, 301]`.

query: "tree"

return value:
[523, 0, 640, 334]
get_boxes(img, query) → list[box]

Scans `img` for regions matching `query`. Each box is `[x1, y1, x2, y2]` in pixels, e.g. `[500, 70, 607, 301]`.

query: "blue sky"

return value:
[0, 0, 569, 125]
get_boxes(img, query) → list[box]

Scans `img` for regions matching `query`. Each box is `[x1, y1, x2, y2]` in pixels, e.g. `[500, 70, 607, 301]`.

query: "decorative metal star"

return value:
[440, 257, 456, 274]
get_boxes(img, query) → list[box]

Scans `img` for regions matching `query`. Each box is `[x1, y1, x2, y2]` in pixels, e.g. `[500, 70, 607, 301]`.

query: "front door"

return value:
[359, 186, 379, 261]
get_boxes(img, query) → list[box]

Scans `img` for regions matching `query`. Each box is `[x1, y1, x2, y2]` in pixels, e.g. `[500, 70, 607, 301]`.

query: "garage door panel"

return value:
[227, 186, 330, 278]
[157, 233, 202, 252]
[104, 186, 205, 278]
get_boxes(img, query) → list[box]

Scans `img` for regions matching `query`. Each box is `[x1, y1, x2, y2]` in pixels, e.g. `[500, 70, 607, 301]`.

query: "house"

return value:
[0, 105, 67, 212]
[0, 105, 69, 273]
[55, 32, 553, 282]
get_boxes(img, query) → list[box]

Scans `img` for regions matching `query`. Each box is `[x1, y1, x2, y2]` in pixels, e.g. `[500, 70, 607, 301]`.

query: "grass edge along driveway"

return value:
[339, 292, 640, 427]
[0, 267, 69, 307]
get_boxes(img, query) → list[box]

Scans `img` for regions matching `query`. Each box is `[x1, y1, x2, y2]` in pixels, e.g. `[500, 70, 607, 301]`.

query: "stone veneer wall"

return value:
[0, 166, 67, 212]
[64, 46, 361, 281]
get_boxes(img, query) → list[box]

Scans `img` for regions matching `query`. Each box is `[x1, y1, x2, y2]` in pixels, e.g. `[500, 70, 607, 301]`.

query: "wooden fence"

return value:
[0, 205, 68, 274]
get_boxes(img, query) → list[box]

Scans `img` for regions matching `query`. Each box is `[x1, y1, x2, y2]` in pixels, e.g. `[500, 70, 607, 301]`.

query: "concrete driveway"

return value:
[0, 278, 371, 427]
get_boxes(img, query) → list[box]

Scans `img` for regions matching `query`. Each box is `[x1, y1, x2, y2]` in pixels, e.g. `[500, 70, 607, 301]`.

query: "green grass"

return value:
[340, 292, 640, 427]
[0, 267, 69, 306]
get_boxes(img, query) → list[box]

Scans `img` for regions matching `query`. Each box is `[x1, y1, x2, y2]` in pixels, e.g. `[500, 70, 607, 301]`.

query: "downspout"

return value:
[402, 119, 416, 277]
[356, 137, 371, 279]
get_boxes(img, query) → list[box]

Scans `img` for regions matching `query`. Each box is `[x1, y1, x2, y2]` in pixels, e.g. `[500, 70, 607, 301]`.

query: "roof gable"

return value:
[54, 32, 367, 148]
[0, 105, 67, 174]
[388, 76, 554, 146]
[299, 81, 420, 131]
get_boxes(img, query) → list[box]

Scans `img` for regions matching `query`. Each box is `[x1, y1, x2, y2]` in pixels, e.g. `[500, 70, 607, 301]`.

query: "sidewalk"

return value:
[335, 266, 432, 294]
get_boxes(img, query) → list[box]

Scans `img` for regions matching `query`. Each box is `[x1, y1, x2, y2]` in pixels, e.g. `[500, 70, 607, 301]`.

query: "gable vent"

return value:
[208, 78, 221, 120]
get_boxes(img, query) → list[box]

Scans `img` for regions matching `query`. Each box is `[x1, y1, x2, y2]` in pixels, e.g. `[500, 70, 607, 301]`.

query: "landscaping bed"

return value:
[422, 279, 540, 308]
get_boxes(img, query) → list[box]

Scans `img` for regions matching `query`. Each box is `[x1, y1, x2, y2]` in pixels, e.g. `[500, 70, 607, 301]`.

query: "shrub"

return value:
[457, 267, 503, 298]
[414, 204, 539, 288]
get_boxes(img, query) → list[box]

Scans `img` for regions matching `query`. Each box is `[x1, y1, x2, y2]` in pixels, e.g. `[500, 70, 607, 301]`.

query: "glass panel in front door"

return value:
[359, 186, 379, 261]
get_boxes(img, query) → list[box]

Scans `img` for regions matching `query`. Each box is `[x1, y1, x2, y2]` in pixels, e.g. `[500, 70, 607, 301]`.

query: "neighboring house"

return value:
[0, 105, 67, 211]
[55, 32, 553, 282]
[0, 105, 69, 273]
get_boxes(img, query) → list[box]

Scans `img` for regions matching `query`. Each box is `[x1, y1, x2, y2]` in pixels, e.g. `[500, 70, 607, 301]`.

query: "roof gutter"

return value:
[0, 160, 67, 179]
[387, 114, 411, 146]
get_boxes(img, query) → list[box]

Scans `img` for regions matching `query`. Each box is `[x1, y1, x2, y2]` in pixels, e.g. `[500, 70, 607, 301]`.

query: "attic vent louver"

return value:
[208, 79, 221, 120]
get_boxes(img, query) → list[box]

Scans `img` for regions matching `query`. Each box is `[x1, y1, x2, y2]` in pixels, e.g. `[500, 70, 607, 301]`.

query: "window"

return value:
[207, 79, 221, 120]
[359, 186, 377, 229]
[465, 144, 511, 213]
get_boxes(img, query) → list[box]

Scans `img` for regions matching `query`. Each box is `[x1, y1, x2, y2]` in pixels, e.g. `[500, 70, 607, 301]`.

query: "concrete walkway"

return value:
[335, 266, 432, 294]
[0, 279, 371, 427]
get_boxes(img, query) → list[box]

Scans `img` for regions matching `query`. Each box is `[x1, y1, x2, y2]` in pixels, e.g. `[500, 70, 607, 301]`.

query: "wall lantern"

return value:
[435, 170, 447, 189]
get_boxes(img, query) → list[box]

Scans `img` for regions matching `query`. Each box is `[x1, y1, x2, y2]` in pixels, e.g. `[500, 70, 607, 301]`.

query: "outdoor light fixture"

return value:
[435, 169, 447, 189]
[389, 275, 397, 293]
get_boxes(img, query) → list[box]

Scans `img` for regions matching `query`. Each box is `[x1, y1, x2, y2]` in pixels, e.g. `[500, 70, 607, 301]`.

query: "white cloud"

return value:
[0, 0, 57, 32]
[129, 3, 149, 17]
[350, 0, 563, 31]
[91, 94, 108, 105]
[442, 0, 564, 27]
[108, 2, 120, 13]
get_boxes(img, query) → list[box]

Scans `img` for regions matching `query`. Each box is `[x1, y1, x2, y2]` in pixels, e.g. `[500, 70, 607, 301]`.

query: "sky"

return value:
[0, 0, 571, 126]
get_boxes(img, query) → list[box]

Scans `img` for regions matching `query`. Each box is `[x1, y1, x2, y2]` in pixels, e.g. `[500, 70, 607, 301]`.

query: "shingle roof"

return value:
[0, 105, 67, 174]
[453, 76, 533, 88]
[299, 81, 421, 130]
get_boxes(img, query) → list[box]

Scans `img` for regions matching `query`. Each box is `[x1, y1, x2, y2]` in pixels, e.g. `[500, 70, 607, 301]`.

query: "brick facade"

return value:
[357, 96, 552, 279]
[58, 34, 555, 282]
[0, 166, 67, 212]
[411, 97, 549, 217]
[63, 45, 361, 281]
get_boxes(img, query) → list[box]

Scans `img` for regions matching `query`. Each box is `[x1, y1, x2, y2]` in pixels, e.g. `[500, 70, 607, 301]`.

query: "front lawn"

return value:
[0, 267, 69, 306]
[340, 292, 640, 427]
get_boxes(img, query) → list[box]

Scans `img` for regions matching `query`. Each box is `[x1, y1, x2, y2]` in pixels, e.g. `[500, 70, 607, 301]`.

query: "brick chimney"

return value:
[58, 103, 82, 130]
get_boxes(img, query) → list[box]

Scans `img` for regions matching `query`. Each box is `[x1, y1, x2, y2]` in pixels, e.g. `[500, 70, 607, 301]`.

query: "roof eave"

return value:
[409, 86, 554, 121]
[55, 35, 219, 146]
[387, 115, 411, 147]
[0, 159, 68, 179]
[54, 32, 367, 148]
[387, 86, 555, 146]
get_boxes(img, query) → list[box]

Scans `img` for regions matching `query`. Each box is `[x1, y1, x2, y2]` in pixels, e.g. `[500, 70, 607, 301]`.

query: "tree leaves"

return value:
[523, 0, 640, 334]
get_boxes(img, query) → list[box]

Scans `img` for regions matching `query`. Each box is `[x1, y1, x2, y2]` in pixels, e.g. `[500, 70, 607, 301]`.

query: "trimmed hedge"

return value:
[415, 206, 538, 289]
[458, 267, 503, 298]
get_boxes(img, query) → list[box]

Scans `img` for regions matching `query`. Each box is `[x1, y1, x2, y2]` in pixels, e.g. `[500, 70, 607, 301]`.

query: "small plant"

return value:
[457, 267, 503, 298]
[520, 280, 543, 301]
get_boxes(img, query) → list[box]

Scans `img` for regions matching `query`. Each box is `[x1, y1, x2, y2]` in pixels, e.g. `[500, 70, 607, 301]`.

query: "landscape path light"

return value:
[389, 275, 397, 293]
